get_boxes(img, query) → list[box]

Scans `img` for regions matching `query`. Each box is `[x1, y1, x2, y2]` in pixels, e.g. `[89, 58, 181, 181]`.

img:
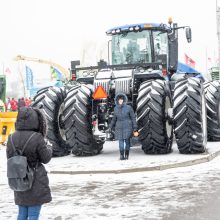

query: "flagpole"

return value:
[206, 47, 208, 74]
[17, 62, 26, 97]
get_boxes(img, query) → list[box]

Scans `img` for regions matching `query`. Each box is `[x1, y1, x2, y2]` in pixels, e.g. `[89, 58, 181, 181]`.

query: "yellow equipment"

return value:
[0, 112, 18, 144]
[14, 55, 71, 80]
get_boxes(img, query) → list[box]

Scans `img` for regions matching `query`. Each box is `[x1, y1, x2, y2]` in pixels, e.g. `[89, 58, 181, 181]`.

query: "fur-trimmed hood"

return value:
[34, 108, 47, 137]
[114, 93, 128, 106]
[15, 107, 47, 137]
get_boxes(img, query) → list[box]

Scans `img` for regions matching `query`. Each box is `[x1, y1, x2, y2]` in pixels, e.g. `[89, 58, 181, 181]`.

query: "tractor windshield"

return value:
[111, 30, 169, 66]
[112, 31, 152, 65]
[153, 31, 168, 59]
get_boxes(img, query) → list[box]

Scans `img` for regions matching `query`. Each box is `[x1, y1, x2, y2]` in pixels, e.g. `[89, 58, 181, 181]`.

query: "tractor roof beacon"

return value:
[32, 19, 220, 157]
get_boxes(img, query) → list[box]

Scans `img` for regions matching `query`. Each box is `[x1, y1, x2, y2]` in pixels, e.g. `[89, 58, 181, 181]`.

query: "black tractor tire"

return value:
[173, 78, 207, 154]
[204, 80, 220, 141]
[32, 86, 70, 157]
[63, 84, 103, 156]
[136, 79, 173, 154]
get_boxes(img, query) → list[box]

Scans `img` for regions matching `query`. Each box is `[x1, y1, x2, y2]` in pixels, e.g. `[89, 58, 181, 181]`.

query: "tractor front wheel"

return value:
[136, 79, 173, 154]
[63, 84, 103, 156]
[204, 80, 220, 141]
[173, 78, 207, 154]
[32, 86, 70, 156]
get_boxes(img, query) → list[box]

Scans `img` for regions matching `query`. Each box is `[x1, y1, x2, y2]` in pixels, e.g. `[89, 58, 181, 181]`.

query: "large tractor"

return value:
[32, 19, 220, 156]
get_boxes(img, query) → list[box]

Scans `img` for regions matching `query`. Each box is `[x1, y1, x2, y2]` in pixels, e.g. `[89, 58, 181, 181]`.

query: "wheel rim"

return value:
[165, 96, 172, 138]
[218, 101, 220, 124]
[58, 102, 66, 141]
[202, 91, 207, 147]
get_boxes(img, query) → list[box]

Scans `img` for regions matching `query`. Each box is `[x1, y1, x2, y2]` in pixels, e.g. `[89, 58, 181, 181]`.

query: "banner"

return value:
[184, 54, 196, 68]
[50, 66, 63, 80]
[25, 65, 34, 90]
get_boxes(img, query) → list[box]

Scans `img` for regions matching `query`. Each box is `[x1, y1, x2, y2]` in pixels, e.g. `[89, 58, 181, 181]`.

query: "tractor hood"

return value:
[95, 69, 132, 79]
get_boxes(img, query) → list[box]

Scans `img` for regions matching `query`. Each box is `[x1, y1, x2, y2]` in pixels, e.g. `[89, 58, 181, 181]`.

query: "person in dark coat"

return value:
[6, 106, 53, 220]
[18, 97, 26, 110]
[109, 93, 138, 160]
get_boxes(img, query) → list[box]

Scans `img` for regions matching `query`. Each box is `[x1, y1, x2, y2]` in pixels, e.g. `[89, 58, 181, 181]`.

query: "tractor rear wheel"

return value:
[32, 86, 70, 156]
[136, 79, 173, 154]
[63, 84, 103, 156]
[173, 78, 207, 154]
[204, 80, 220, 141]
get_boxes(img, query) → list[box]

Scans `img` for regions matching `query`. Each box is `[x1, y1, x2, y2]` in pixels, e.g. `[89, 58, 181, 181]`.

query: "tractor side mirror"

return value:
[185, 27, 192, 43]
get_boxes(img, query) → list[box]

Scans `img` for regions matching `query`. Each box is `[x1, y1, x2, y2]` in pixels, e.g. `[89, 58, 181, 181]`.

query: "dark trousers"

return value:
[119, 139, 131, 151]
[17, 205, 42, 220]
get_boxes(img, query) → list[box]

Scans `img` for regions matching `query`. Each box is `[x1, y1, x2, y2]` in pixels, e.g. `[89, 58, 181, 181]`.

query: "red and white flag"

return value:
[184, 54, 196, 68]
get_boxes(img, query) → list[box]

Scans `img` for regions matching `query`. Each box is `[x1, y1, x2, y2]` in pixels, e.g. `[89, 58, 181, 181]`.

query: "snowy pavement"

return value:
[1, 141, 220, 219]
[46, 141, 220, 174]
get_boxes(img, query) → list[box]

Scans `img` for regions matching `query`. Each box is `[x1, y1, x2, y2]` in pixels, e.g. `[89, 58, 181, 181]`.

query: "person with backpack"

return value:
[109, 93, 138, 160]
[6, 106, 53, 220]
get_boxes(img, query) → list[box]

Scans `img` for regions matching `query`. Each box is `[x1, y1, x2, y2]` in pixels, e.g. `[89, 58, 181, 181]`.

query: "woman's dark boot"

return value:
[125, 150, 129, 160]
[120, 150, 125, 160]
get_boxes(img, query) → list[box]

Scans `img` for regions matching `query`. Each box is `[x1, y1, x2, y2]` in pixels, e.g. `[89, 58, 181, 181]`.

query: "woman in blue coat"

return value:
[109, 93, 138, 160]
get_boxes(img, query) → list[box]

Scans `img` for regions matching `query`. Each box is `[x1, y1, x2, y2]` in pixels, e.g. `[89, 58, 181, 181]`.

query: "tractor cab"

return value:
[106, 20, 192, 78]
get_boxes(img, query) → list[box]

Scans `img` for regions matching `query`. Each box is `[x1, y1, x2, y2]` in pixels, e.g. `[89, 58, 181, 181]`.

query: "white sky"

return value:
[0, 0, 218, 77]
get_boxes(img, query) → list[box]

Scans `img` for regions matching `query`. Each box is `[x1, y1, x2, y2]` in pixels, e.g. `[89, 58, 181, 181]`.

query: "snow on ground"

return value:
[1, 141, 220, 219]
[45, 141, 220, 172]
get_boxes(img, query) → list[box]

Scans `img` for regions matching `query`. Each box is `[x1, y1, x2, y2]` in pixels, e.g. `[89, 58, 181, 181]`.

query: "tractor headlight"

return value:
[82, 71, 89, 77]
[134, 26, 140, 31]
[90, 71, 95, 76]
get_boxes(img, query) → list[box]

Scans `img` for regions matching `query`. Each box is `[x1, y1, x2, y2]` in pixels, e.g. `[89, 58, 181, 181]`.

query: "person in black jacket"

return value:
[109, 93, 138, 160]
[6, 106, 53, 220]
[18, 97, 26, 110]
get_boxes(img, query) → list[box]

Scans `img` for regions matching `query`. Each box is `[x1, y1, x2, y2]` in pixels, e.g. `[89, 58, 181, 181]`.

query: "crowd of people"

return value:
[5, 97, 32, 112]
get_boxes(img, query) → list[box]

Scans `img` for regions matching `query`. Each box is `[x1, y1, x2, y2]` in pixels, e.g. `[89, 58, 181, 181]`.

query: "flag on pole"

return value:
[25, 65, 34, 90]
[184, 53, 196, 68]
[50, 66, 63, 80]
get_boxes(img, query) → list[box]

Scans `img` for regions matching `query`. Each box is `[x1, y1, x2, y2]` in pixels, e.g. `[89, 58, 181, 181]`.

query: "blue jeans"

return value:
[119, 139, 130, 151]
[17, 205, 42, 220]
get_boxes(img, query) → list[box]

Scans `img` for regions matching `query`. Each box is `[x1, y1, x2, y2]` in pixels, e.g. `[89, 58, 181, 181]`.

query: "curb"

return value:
[48, 150, 220, 175]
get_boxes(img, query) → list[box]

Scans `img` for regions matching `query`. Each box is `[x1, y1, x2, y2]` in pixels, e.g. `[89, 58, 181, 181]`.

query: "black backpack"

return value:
[7, 133, 36, 192]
